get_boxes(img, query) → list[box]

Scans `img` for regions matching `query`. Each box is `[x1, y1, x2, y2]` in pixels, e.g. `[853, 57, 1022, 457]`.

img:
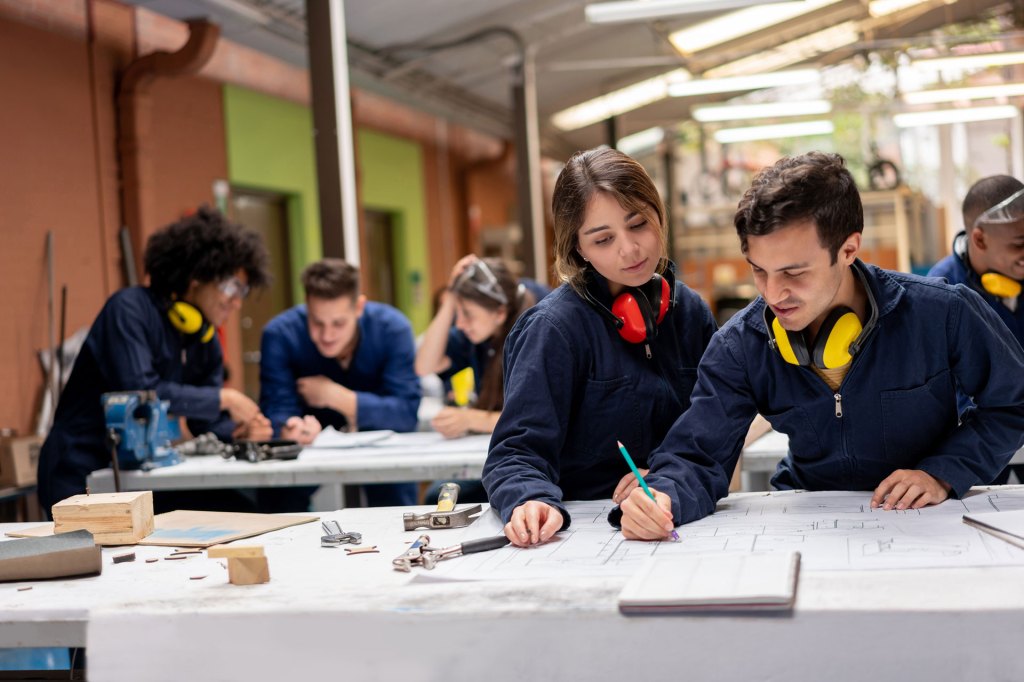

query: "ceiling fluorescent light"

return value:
[911, 52, 1024, 71]
[903, 83, 1024, 105]
[868, 0, 933, 17]
[705, 21, 860, 78]
[585, 0, 787, 24]
[714, 120, 834, 143]
[669, 69, 819, 98]
[552, 69, 691, 131]
[893, 105, 1019, 128]
[670, 0, 840, 54]
[617, 127, 666, 155]
[693, 100, 831, 122]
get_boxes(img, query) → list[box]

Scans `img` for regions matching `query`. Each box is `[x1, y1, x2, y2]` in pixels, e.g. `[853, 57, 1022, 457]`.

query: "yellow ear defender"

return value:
[168, 301, 215, 344]
[764, 261, 878, 370]
[980, 272, 1022, 299]
[766, 307, 863, 370]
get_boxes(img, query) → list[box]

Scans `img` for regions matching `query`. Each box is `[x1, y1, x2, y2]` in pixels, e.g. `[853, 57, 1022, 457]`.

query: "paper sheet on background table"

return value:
[307, 428, 394, 448]
[426, 489, 1024, 582]
[300, 431, 491, 460]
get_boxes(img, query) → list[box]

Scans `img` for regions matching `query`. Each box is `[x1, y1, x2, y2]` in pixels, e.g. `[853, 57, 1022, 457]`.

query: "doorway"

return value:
[363, 209, 398, 306]
[230, 189, 293, 401]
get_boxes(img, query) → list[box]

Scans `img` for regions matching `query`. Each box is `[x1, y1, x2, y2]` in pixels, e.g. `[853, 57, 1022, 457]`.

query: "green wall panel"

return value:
[222, 84, 320, 302]
[356, 128, 430, 332]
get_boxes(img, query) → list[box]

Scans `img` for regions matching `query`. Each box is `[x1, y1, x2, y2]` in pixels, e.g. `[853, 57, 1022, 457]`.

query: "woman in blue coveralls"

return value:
[416, 255, 544, 502]
[482, 147, 718, 547]
[37, 207, 272, 514]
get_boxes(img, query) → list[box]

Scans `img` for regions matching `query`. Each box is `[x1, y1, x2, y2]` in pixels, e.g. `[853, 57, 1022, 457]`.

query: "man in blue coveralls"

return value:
[259, 259, 421, 508]
[929, 175, 1024, 484]
[618, 152, 1024, 539]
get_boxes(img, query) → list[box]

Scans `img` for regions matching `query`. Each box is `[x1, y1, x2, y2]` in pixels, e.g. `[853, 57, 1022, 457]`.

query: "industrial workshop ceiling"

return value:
[123, 0, 1016, 157]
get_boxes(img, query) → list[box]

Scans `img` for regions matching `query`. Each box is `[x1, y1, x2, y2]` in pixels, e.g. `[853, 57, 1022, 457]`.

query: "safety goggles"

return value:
[218, 276, 251, 300]
[451, 260, 508, 306]
[975, 187, 1024, 229]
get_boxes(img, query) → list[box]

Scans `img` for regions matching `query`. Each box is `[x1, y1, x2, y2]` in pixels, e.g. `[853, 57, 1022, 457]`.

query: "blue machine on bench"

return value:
[101, 391, 182, 471]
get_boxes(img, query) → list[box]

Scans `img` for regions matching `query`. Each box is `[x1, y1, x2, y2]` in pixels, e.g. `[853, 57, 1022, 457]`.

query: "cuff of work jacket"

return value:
[607, 505, 623, 529]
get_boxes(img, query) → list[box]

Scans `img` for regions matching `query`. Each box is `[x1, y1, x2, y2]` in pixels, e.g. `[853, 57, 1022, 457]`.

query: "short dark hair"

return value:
[301, 259, 360, 300]
[963, 175, 1024, 230]
[734, 151, 863, 263]
[144, 206, 270, 300]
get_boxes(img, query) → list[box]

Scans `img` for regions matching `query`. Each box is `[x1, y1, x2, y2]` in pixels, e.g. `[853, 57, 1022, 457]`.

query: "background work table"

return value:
[1, 487, 1023, 680]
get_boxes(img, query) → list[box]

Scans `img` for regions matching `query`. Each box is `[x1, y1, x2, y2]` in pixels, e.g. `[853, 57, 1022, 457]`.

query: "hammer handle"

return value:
[436, 482, 460, 512]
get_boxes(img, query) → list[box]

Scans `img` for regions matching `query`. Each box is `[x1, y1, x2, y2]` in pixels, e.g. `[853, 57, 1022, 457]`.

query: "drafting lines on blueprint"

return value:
[433, 489, 1024, 581]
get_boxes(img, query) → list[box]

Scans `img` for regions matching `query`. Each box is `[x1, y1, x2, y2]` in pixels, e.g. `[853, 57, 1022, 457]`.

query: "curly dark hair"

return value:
[144, 206, 271, 299]
[734, 151, 863, 264]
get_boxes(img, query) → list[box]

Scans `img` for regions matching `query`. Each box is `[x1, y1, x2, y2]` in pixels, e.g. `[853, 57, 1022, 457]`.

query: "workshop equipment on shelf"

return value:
[403, 482, 483, 530]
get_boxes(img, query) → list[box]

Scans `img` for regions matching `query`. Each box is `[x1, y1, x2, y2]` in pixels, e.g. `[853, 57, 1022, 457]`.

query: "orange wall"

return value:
[0, 3, 229, 436]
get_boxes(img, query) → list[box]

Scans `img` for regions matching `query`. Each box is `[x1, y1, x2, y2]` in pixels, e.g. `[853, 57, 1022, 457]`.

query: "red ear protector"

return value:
[763, 261, 878, 370]
[167, 301, 215, 344]
[581, 264, 675, 345]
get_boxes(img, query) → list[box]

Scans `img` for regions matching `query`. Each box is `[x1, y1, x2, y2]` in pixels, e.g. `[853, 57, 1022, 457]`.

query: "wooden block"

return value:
[52, 491, 154, 545]
[207, 545, 264, 559]
[226, 556, 270, 585]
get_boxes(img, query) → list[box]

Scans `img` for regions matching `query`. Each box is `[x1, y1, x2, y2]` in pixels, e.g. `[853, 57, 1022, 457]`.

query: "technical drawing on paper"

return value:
[432, 488, 1024, 581]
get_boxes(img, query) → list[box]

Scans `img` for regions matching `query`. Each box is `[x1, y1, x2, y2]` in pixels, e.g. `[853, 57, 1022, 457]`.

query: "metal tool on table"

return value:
[321, 520, 362, 547]
[403, 482, 482, 530]
[392, 534, 511, 572]
[102, 391, 182, 475]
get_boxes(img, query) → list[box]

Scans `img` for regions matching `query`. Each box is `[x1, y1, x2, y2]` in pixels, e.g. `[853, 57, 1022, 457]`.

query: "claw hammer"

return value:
[403, 482, 482, 530]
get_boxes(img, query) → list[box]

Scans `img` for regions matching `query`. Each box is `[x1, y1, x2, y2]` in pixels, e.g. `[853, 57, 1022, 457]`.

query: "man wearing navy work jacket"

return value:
[928, 175, 1024, 484]
[620, 152, 1024, 539]
[259, 259, 421, 508]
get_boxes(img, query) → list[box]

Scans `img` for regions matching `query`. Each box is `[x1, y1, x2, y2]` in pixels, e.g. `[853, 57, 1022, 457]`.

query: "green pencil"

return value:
[617, 440, 680, 541]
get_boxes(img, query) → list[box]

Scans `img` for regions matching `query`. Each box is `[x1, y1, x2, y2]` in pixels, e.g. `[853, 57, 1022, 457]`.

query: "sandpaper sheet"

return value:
[0, 529, 101, 581]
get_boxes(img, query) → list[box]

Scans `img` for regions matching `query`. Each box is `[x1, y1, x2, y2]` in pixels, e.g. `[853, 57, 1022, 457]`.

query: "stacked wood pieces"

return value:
[52, 491, 154, 545]
[207, 545, 270, 585]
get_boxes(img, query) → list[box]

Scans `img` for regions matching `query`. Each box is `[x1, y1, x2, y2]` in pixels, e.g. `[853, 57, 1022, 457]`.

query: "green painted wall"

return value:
[222, 84, 320, 301]
[356, 128, 430, 332]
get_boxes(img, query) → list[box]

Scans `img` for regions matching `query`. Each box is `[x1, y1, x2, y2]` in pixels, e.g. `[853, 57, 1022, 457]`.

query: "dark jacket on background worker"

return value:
[482, 274, 717, 528]
[38, 287, 233, 510]
[259, 302, 421, 435]
[643, 262, 1024, 526]
[929, 233, 1024, 346]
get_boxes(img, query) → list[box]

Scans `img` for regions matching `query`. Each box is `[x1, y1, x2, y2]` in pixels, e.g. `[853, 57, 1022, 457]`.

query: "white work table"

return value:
[1, 488, 1023, 680]
[85, 432, 491, 509]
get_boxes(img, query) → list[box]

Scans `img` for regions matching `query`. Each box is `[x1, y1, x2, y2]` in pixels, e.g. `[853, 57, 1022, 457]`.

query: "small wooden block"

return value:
[112, 552, 135, 564]
[226, 556, 270, 585]
[207, 545, 264, 559]
[52, 491, 154, 545]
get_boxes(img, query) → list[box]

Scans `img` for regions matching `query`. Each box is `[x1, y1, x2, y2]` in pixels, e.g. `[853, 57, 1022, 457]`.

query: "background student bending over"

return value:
[416, 255, 544, 440]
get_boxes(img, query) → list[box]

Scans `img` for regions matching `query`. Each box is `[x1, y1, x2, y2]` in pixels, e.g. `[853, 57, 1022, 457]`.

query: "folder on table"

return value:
[618, 551, 801, 615]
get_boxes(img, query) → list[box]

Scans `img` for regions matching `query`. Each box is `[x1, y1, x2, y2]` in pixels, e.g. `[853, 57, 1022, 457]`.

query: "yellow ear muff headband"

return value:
[981, 272, 1022, 299]
[764, 260, 878, 370]
[168, 301, 215, 343]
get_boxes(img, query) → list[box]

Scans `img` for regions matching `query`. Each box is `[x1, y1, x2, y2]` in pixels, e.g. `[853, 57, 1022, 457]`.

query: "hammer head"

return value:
[403, 504, 482, 531]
